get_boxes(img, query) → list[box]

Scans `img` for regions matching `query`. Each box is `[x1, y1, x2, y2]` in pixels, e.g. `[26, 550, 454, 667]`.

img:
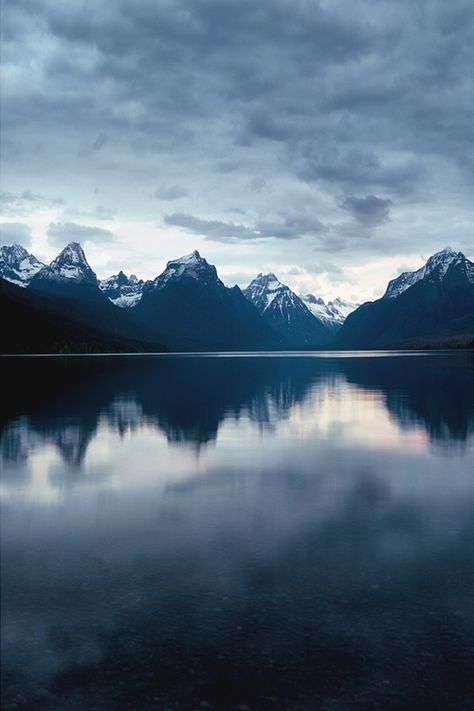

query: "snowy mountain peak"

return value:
[243, 273, 290, 312]
[425, 246, 457, 268]
[0, 243, 45, 286]
[384, 247, 461, 299]
[179, 250, 202, 262]
[52, 241, 87, 264]
[3, 243, 29, 260]
[99, 270, 148, 308]
[300, 293, 360, 333]
[154, 250, 220, 287]
[302, 293, 325, 306]
[244, 272, 331, 346]
[35, 242, 98, 284]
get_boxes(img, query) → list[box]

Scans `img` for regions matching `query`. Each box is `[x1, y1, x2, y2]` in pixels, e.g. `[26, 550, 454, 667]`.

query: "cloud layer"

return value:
[1, 0, 473, 298]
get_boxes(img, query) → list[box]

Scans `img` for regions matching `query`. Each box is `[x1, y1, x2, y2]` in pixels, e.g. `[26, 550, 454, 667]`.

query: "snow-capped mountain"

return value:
[300, 293, 360, 334]
[334, 248, 474, 349]
[136, 251, 281, 350]
[99, 271, 148, 308]
[148, 250, 221, 290]
[383, 247, 461, 299]
[0, 244, 45, 286]
[32, 242, 98, 286]
[243, 273, 330, 347]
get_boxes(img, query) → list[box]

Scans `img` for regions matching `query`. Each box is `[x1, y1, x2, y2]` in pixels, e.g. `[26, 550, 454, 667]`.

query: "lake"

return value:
[1, 352, 474, 711]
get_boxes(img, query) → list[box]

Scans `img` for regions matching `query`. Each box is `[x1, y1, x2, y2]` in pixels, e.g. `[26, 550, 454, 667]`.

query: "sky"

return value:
[1, 0, 473, 302]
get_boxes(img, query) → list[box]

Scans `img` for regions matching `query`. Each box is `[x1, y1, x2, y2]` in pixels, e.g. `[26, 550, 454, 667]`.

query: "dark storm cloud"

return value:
[165, 212, 325, 242]
[341, 195, 393, 226]
[2, 0, 473, 260]
[47, 222, 115, 246]
[0, 222, 32, 246]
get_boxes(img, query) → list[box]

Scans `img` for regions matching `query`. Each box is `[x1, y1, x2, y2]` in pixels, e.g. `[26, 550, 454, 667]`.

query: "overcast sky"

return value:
[1, 0, 473, 301]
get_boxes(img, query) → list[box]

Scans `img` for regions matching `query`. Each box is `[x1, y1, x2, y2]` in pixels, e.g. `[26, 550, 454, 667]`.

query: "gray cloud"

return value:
[165, 212, 325, 242]
[154, 185, 189, 201]
[47, 222, 115, 247]
[341, 195, 393, 226]
[2, 0, 473, 282]
[94, 205, 116, 220]
[304, 261, 344, 276]
[92, 133, 108, 151]
[0, 222, 32, 246]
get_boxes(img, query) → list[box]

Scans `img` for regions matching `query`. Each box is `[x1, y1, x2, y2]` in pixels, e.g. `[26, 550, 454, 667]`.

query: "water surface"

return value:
[1, 352, 474, 710]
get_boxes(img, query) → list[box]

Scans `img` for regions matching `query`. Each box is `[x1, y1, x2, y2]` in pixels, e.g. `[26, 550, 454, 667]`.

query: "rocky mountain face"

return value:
[300, 293, 359, 334]
[243, 273, 331, 347]
[0, 244, 45, 286]
[334, 248, 474, 349]
[135, 251, 282, 350]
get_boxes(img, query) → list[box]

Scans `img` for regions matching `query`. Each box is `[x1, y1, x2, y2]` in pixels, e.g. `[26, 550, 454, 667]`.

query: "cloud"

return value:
[1, 0, 473, 293]
[341, 195, 393, 226]
[304, 261, 344, 276]
[0, 190, 60, 217]
[92, 133, 108, 151]
[165, 212, 325, 242]
[47, 222, 115, 247]
[94, 205, 116, 220]
[154, 185, 189, 201]
[0, 222, 32, 246]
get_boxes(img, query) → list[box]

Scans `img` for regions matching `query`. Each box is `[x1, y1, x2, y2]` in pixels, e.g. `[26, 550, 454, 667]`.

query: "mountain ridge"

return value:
[1, 242, 473, 352]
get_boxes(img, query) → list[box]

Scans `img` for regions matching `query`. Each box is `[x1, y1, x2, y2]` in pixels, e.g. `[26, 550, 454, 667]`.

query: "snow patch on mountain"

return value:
[301, 293, 360, 332]
[99, 270, 147, 308]
[0, 244, 45, 286]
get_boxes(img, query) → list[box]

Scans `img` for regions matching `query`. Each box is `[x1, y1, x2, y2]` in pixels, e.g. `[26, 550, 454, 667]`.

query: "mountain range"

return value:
[1, 242, 473, 352]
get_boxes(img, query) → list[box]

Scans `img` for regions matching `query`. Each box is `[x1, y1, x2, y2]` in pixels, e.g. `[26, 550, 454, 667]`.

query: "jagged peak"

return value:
[425, 246, 458, 265]
[52, 241, 88, 263]
[384, 246, 465, 299]
[0, 243, 45, 286]
[35, 241, 98, 283]
[302, 293, 325, 305]
[1, 242, 30, 258]
[171, 250, 203, 264]
[434, 246, 455, 256]
[154, 249, 219, 286]
[247, 272, 285, 291]
[165, 250, 211, 269]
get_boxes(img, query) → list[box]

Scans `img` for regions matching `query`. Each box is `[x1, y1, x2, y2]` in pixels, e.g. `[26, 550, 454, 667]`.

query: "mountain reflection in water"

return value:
[1, 353, 474, 711]
[2, 352, 474, 468]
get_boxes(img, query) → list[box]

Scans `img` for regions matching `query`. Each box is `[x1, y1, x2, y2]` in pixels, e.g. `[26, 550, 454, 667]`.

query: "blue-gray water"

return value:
[1, 352, 474, 711]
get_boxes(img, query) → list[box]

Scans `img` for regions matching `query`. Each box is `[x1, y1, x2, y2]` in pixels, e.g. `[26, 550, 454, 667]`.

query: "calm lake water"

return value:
[1, 352, 474, 711]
